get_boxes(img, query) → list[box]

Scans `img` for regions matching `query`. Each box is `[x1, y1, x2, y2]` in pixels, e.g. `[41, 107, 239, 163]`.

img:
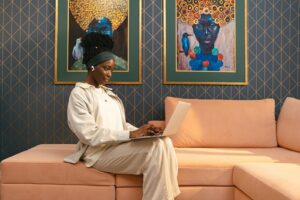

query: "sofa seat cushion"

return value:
[233, 163, 300, 200]
[165, 97, 277, 148]
[116, 147, 300, 187]
[1, 184, 115, 200]
[116, 186, 234, 200]
[1, 144, 115, 186]
[234, 188, 252, 200]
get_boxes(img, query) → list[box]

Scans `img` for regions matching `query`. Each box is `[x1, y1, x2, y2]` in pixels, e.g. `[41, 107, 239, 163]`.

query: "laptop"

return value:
[129, 101, 191, 141]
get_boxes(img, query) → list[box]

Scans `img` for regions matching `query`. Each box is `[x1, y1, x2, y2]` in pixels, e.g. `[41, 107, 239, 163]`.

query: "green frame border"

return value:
[163, 0, 248, 85]
[55, 0, 142, 84]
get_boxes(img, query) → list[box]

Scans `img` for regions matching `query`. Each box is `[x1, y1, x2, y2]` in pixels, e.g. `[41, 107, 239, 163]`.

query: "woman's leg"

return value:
[92, 137, 180, 200]
[162, 137, 181, 197]
[142, 137, 180, 200]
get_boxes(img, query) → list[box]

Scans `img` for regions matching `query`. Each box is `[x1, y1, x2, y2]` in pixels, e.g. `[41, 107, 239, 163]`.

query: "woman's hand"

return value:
[129, 124, 151, 138]
[149, 126, 163, 135]
[129, 124, 164, 138]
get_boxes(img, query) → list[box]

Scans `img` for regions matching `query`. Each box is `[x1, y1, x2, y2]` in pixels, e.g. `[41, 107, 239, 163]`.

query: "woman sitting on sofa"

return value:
[64, 32, 180, 200]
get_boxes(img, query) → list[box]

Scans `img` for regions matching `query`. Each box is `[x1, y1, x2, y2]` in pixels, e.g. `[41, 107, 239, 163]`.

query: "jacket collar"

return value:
[75, 82, 113, 91]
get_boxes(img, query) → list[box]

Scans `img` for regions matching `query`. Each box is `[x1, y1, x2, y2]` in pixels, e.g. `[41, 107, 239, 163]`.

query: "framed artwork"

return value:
[164, 0, 248, 85]
[55, 0, 142, 84]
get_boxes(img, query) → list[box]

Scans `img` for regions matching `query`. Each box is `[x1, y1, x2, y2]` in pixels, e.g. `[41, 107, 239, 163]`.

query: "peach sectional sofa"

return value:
[1, 97, 300, 200]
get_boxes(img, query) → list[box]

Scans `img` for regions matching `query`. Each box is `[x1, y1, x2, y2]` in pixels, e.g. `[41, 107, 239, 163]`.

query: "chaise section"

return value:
[233, 163, 300, 200]
[1, 144, 115, 200]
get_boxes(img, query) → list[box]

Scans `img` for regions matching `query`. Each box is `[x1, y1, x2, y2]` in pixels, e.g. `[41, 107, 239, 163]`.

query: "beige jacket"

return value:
[64, 82, 137, 166]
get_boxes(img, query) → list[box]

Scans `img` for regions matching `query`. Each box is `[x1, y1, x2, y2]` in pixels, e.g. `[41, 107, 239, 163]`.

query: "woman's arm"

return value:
[126, 122, 138, 131]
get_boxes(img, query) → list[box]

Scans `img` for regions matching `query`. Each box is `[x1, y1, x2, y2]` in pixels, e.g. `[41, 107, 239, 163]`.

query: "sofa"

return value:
[1, 96, 300, 200]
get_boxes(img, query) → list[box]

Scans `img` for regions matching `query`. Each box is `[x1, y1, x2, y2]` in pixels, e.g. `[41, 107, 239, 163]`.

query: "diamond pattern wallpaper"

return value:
[0, 0, 299, 160]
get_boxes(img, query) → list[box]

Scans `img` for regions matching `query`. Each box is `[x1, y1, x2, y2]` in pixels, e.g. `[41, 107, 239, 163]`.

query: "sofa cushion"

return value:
[233, 163, 300, 200]
[116, 147, 300, 187]
[1, 184, 115, 200]
[165, 97, 277, 147]
[116, 186, 234, 200]
[234, 188, 252, 200]
[1, 144, 115, 186]
[277, 97, 300, 152]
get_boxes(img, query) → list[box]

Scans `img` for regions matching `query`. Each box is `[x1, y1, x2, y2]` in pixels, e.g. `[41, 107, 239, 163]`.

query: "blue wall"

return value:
[1, 0, 299, 160]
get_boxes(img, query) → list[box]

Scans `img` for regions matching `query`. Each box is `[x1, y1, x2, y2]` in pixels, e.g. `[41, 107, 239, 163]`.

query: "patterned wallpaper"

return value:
[0, 0, 299, 160]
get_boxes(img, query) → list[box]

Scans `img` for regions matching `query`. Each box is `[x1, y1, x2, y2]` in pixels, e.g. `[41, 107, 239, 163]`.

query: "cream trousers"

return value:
[92, 137, 180, 200]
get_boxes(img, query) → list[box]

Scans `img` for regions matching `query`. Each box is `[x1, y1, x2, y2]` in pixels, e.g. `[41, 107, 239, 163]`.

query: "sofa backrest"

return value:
[165, 97, 277, 148]
[277, 97, 300, 152]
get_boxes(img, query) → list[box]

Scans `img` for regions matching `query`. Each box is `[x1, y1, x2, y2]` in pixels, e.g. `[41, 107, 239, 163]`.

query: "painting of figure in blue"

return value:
[68, 0, 128, 71]
[177, 0, 235, 71]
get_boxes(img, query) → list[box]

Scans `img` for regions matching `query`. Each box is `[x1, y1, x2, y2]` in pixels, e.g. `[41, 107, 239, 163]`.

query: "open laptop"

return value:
[130, 101, 191, 141]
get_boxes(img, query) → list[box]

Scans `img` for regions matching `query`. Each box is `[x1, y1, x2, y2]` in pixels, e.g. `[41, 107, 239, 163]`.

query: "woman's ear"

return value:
[90, 66, 95, 71]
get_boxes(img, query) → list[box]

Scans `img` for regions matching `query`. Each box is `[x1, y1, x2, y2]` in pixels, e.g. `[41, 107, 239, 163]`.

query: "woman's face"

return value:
[192, 14, 220, 52]
[92, 59, 115, 85]
[88, 17, 113, 37]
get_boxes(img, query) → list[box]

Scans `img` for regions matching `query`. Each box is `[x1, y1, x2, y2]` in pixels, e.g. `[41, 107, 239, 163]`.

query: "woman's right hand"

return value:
[129, 124, 151, 138]
[129, 124, 162, 138]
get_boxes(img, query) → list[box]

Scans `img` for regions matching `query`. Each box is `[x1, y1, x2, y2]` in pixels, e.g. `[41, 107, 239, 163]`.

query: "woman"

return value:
[64, 32, 180, 200]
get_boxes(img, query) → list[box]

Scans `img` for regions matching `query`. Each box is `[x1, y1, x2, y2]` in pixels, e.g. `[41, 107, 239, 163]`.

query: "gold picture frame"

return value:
[54, 0, 142, 84]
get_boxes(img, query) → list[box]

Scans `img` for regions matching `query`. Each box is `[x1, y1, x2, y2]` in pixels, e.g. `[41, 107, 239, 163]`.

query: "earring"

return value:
[91, 66, 95, 71]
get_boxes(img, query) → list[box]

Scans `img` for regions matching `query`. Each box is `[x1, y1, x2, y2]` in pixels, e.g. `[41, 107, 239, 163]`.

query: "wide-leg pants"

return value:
[92, 137, 180, 200]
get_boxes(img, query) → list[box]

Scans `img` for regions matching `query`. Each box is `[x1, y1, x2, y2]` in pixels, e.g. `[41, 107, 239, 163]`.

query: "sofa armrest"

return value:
[148, 120, 166, 129]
